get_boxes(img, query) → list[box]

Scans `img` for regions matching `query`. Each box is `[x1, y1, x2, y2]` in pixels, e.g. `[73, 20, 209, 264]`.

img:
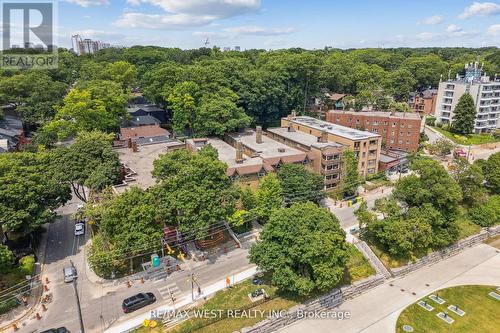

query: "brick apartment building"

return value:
[408, 89, 438, 115]
[325, 110, 422, 153]
[281, 114, 382, 177]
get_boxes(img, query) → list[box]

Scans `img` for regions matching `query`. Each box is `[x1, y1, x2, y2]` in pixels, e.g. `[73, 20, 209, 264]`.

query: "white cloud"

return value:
[487, 23, 500, 35]
[114, 13, 216, 29]
[418, 15, 444, 25]
[416, 32, 435, 41]
[459, 2, 500, 19]
[223, 25, 295, 36]
[192, 31, 217, 37]
[446, 24, 462, 33]
[62, 0, 109, 7]
[116, 0, 261, 29]
[74, 29, 126, 40]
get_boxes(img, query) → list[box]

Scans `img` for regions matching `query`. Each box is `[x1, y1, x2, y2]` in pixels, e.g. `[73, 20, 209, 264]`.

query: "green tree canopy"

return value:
[452, 93, 476, 135]
[0, 244, 15, 274]
[278, 163, 325, 205]
[341, 150, 359, 197]
[249, 202, 348, 296]
[50, 131, 121, 202]
[253, 173, 283, 223]
[0, 151, 71, 235]
[481, 152, 500, 194]
[152, 149, 239, 236]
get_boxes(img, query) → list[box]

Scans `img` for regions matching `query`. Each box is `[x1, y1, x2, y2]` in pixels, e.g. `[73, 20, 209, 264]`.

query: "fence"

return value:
[240, 274, 385, 333]
[390, 225, 500, 278]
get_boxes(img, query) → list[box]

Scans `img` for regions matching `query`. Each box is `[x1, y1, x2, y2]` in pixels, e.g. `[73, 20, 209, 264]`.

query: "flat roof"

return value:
[267, 127, 344, 149]
[328, 110, 421, 120]
[186, 137, 263, 168]
[227, 130, 306, 160]
[115, 142, 172, 191]
[290, 116, 380, 140]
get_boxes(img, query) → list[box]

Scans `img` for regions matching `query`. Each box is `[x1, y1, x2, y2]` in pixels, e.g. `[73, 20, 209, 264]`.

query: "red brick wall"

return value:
[325, 112, 421, 152]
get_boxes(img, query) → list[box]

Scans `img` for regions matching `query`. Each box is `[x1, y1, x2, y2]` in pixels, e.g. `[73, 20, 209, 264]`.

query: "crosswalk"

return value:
[157, 282, 181, 301]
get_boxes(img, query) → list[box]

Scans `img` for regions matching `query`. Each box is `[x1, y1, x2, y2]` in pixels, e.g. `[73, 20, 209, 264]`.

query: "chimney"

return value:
[235, 141, 244, 163]
[320, 131, 328, 143]
[291, 110, 297, 118]
[256, 126, 263, 144]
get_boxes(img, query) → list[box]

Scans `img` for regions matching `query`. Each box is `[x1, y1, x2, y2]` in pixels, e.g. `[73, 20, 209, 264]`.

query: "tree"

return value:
[384, 68, 417, 101]
[86, 187, 162, 277]
[341, 150, 359, 197]
[152, 150, 239, 237]
[482, 152, 500, 194]
[0, 151, 71, 235]
[249, 202, 348, 296]
[452, 93, 476, 135]
[0, 71, 67, 125]
[367, 215, 433, 257]
[373, 197, 400, 218]
[428, 138, 454, 157]
[152, 149, 194, 180]
[167, 81, 200, 136]
[253, 173, 283, 223]
[42, 88, 127, 141]
[0, 244, 14, 273]
[101, 61, 137, 89]
[468, 195, 500, 227]
[51, 131, 121, 202]
[393, 157, 462, 219]
[278, 164, 325, 205]
[451, 158, 486, 205]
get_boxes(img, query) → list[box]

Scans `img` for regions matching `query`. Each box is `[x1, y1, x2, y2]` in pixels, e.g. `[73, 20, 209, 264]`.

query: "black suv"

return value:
[40, 328, 69, 333]
[122, 292, 156, 313]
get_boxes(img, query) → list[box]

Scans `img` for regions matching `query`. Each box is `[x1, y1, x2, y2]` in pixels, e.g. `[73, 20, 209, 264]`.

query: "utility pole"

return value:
[70, 261, 85, 333]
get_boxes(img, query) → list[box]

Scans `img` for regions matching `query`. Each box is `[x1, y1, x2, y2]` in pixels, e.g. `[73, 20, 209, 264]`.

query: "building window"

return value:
[401, 123, 405, 128]
[392, 122, 396, 127]
[391, 131, 395, 136]
[408, 124, 412, 129]
[368, 168, 375, 174]
[368, 159, 375, 166]
[372, 128, 378, 133]
[336, 117, 340, 122]
[362, 152, 366, 158]
[366, 120, 370, 125]
[369, 140, 377, 145]
[333, 154, 340, 160]
[390, 139, 394, 144]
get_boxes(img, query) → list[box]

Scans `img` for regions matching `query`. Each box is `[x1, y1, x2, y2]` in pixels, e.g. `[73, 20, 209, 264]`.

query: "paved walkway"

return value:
[282, 243, 500, 333]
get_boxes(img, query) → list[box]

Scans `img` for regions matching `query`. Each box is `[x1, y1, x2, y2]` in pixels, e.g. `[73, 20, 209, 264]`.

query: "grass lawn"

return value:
[396, 285, 500, 333]
[431, 127, 499, 146]
[485, 235, 500, 249]
[136, 246, 375, 333]
[344, 244, 376, 283]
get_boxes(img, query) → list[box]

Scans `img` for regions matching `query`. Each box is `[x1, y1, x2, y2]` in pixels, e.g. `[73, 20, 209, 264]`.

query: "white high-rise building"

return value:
[435, 62, 500, 133]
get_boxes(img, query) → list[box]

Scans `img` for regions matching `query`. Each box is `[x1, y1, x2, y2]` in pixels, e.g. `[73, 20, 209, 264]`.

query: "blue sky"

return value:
[57, 0, 500, 49]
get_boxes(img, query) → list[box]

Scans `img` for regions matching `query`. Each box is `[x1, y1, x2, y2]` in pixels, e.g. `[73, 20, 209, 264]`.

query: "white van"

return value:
[63, 266, 77, 283]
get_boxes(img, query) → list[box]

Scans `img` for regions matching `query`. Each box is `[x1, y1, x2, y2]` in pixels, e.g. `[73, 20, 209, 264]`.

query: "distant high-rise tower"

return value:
[234, 46, 241, 52]
[71, 34, 82, 55]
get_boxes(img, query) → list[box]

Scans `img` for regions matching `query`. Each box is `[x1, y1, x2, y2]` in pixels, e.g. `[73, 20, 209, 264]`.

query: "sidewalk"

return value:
[103, 266, 258, 333]
[0, 225, 50, 332]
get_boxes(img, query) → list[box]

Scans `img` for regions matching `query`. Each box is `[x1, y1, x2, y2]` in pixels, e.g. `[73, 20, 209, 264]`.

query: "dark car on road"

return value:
[122, 292, 156, 313]
[40, 328, 69, 333]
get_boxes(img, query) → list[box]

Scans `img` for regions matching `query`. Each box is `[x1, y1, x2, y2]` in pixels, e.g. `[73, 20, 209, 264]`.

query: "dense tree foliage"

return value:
[481, 152, 500, 194]
[0, 151, 71, 235]
[341, 150, 359, 197]
[428, 138, 455, 157]
[364, 157, 464, 257]
[278, 164, 325, 205]
[452, 93, 476, 134]
[86, 187, 162, 277]
[249, 202, 348, 296]
[451, 158, 486, 205]
[0, 245, 14, 274]
[253, 173, 283, 223]
[468, 195, 500, 227]
[50, 131, 121, 202]
[152, 148, 239, 236]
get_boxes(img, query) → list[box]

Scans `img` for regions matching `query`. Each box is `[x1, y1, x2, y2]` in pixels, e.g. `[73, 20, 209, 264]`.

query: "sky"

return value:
[53, 0, 500, 49]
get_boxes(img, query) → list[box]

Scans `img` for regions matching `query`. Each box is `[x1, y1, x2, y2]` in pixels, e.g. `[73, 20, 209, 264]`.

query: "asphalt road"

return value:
[16, 196, 254, 333]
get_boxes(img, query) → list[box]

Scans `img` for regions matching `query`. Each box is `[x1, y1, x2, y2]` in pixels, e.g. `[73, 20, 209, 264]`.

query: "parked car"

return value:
[40, 327, 69, 333]
[74, 223, 85, 236]
[63, 266, 77, 283]
[251, 289, 264, 298]
[122, 292, 156, 313]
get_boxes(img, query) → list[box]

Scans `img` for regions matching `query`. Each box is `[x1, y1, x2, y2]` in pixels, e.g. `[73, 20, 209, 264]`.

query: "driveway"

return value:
[282, 243, 500, 333]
